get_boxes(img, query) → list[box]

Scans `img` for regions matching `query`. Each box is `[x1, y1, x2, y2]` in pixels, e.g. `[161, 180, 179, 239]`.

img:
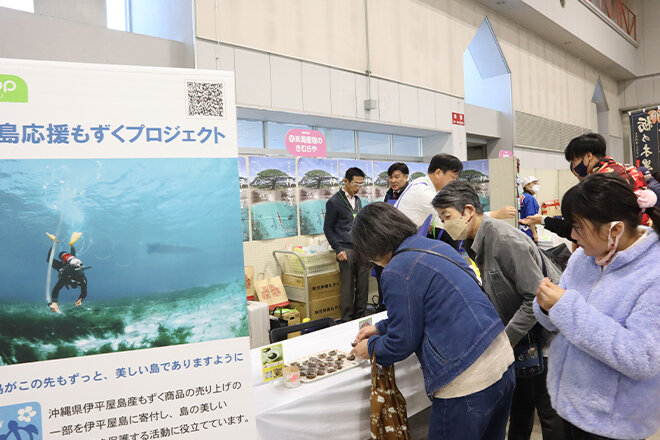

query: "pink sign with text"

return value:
[499, 150, 514, 158]
[285, 129, 326, 157]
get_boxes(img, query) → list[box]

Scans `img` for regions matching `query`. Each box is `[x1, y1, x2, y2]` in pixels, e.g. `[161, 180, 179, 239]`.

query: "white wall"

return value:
[195, 0, 367, 73]
[0, 6, 194, 68]
[34, 0, 106, 26]
[636, 0, 660, 76]
[516, 147, 566, 170]
[195, 0, 623, 139]
[521, 0, 639, 76]
[196, 41, 465, 136]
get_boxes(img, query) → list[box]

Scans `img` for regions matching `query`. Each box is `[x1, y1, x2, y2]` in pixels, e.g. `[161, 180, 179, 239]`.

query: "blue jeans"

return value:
[428, 364, 516, 440]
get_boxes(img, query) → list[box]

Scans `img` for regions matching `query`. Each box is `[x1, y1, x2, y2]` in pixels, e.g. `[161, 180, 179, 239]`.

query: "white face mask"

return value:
[443, 211, 471, 241]
[531, 184, 540, 193]
[595, 221, 624, 267]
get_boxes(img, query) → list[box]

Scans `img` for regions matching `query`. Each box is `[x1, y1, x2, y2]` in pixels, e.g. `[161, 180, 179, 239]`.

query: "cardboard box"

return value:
[289, 295, 341, 321]
[281, 271, 341, 302]
[280, 308, 301, 326]
[541, 199, 561, 217]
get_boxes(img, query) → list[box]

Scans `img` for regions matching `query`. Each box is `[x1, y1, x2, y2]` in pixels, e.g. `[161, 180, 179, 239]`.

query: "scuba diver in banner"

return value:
[46, 231, 89, 313]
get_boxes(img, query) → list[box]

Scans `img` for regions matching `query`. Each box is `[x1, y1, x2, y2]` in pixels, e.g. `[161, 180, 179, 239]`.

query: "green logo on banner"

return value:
[0, 75, 28, 103]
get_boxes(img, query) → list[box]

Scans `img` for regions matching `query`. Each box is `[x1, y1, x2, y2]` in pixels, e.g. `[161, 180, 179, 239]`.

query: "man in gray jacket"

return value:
[432, 180, 563, 440]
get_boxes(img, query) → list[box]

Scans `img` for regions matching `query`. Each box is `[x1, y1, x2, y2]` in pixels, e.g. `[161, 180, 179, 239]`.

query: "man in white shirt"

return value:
[395, 154, 462, 238]
[395, 154, 516, 239]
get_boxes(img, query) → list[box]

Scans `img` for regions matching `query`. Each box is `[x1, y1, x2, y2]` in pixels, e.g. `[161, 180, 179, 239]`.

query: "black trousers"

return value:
[508, 364, 564, 440]
[338, 248, 369, 321]
[562, 420, 644, 440]
[372, 264, 386, 311]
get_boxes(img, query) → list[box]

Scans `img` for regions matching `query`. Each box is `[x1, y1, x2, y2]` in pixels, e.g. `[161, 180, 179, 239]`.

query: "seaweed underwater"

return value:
[0, 282, 248, 366]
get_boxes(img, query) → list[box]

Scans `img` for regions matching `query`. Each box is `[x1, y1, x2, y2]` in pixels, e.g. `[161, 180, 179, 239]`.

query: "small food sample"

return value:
[283, 349, 361, 383]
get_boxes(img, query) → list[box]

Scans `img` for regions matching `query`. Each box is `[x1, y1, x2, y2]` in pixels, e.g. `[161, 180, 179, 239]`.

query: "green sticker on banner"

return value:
[261, 344, 284, 382]
[0, 75, 28, 103]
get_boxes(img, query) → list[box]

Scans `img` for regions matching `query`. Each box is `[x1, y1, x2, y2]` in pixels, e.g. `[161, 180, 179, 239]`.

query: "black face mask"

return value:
[573, 159, 589, 177]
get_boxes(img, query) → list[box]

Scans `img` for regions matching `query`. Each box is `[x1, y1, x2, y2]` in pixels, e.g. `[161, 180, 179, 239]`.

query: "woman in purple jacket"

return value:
[534, 173, 660, 440]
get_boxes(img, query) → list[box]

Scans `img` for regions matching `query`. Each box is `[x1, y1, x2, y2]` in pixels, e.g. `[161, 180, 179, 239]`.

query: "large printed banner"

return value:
[249, 157, 298, 240]
[630, 109, 660, 172]
[459, 159, 490, 212]
[0, 59, 256, 439]
[297, 158, 338, 235]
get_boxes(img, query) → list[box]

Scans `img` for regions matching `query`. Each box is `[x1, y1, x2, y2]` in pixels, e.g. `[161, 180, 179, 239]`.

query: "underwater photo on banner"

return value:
[0, 158, 248, 366]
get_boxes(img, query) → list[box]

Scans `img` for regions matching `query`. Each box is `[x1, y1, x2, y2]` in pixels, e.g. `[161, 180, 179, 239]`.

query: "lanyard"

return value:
[340, 190, 359, 218]
[394, 177, 438, 235]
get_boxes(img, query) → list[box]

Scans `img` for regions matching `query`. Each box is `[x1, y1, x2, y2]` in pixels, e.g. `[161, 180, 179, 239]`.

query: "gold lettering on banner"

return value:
[641, 145, 653, 158]
[638, 116, 653, 133]
[642, 158, 654, 170]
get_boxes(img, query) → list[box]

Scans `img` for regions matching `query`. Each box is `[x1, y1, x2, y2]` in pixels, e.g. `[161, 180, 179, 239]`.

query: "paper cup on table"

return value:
[282, 365, 301, 388]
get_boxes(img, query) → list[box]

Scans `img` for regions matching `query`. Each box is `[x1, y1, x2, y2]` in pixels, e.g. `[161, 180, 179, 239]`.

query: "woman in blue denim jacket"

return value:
[350, 203, 516, 440]
[534, 174, 660, 440]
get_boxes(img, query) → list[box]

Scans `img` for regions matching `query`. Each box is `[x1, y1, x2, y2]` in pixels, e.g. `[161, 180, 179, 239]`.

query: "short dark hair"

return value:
[428, 154, 463, 175]
[352, 203, 418, 261]
[432, 180, 484, 215]
[345, 167, 366, 182]
[387, 162, 409, 176]
[562, 173, 660, 235]
[564, 133, 607, 161]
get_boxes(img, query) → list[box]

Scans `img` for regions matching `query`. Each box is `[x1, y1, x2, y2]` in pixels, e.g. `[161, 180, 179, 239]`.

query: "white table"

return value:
[251, 312, 429, 440]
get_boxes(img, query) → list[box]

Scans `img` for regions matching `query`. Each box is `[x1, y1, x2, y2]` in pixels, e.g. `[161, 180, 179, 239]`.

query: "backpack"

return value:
[539, 243, 572, 272]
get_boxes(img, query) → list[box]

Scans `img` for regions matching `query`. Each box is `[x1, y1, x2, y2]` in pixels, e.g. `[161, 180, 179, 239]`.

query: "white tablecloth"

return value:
[251, 312, 429, 440]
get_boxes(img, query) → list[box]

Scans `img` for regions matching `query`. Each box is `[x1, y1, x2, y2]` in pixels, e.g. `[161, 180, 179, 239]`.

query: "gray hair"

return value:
[432, 180, 484, 214]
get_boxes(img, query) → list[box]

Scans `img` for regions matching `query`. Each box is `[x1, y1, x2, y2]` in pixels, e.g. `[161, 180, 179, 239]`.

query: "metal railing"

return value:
[588, 0, 637, 41]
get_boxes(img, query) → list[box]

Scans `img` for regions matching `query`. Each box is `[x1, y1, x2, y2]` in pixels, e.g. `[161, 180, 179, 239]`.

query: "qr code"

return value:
[186, 81, 224, 118]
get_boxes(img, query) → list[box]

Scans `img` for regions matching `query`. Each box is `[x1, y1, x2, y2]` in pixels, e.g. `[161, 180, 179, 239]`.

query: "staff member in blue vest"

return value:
[323, 167, 370, 322]
[519, 176, 541, 243]
[383, 162, 409, 205]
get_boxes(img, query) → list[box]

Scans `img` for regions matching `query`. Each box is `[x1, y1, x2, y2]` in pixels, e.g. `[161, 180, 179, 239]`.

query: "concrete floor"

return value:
[407, 407, 660, 439]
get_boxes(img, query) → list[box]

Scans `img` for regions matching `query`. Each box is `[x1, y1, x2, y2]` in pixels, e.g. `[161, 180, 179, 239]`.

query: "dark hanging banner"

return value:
[630, 109, 660, 172]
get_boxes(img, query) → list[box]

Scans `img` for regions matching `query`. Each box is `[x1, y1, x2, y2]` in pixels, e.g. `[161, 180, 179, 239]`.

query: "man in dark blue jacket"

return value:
[323, 167, 369, 321]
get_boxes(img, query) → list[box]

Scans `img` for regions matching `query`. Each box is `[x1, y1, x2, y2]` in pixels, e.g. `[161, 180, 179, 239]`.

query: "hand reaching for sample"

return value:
[50, 302, 61, 313]
[353, 323, 378, 346]
[75, 298, 83, 307]
[491, 206, 517, 219]
[519, 214, 543, 226]
[350, 339, 370, 360]
[536, 277, 566, 312]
